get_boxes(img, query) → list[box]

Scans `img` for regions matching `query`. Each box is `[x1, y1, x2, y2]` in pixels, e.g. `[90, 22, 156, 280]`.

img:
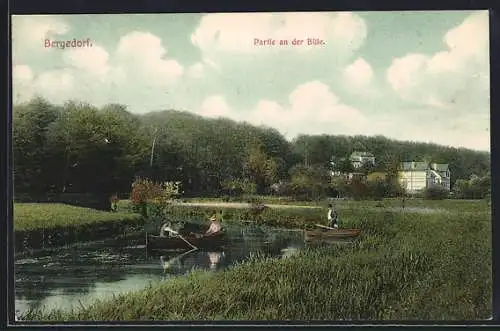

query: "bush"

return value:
[221, 178, 256, 196]
[348, 179, 370, 200]
[424, 186, 449, 200]
[366, 180, 389, 200]
[130, 178, 182, 216]
[453, 174, 491, 200]
[286, 182, 328, 201]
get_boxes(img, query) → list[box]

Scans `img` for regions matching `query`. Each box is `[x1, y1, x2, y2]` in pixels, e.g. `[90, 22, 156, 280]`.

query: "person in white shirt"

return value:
[327, 203, 339, 229]
[159, 222, 174, 237]
[205, 215, 222, 235]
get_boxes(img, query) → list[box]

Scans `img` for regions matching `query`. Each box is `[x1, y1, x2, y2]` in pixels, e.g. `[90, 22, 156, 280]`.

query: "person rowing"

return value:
[327, 203, 339, 229]
[160, 222, 198, 250]
[159, 221, 174, 237]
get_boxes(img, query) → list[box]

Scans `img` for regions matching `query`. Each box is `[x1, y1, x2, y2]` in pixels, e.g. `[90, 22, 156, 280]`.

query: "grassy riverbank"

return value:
[118, 196, 490, 212]
[120, 196, 490, 230]
[21, 199, 491, 321]
[14, 203, 141, 231]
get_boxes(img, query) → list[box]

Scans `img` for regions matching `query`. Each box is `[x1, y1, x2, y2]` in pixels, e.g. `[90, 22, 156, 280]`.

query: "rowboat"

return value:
[146, 231, 227, 251]
[304, 224, 361, 241]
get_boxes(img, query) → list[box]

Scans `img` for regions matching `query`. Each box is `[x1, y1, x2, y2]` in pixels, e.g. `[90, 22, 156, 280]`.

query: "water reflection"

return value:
[280, 245, 301, 258]
[207, 251, 224, 269]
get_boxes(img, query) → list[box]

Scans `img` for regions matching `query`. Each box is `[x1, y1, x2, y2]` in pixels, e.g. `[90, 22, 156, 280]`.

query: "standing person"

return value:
[327, 203, 339, 229]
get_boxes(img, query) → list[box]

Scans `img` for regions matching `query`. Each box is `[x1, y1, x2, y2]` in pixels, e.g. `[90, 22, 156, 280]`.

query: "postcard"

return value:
[11, 11, 491, 322]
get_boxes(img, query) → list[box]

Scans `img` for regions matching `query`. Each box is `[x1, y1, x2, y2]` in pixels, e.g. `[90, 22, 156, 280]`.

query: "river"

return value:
[15, 224, 305, 316]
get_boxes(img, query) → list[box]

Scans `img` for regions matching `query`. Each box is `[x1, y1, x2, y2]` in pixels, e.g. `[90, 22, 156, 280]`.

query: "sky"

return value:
[11, 11, 490, 151]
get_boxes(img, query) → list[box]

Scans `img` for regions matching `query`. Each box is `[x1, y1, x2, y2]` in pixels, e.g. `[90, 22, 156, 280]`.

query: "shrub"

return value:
[221, 178, 256, 196]
[130, 178, 182, 216]
[366, 179, 389, 200]
[424, 186, 449, 200]
[348, 179, 370, 200]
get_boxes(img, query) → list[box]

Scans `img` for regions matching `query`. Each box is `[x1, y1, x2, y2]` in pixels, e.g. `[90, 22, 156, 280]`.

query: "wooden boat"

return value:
[146, 231, 227, 251]
[304, 224, 361, 241]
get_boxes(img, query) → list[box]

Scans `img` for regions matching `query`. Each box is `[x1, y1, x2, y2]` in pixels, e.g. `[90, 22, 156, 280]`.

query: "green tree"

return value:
[245, 145, 274, 194]
[13, 97, 60, 193]
[382, 152, 403, 198]
[352, 141, 366, 152]
[12, 96, 491, 200]
[288, 165, 330, 200]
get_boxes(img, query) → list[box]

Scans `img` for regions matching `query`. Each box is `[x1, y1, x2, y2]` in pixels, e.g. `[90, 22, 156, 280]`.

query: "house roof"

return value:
[350, 151, 374, 158]
[400, 162, 428, 171]
[431, 163, 449, 172]
[400, 162, 450, 172]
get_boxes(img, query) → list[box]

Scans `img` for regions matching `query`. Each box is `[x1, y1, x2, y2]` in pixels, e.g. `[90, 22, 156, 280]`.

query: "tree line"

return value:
[13, 97, 491, 200]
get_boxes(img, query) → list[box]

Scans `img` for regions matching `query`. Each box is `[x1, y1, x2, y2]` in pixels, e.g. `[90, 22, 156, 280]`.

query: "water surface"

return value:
[15, 224, 304, 316]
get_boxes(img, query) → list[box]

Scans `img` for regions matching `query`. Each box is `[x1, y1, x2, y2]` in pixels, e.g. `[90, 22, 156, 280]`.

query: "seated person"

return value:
[205, 215, 222, 235]
[159, 222, 174, 237]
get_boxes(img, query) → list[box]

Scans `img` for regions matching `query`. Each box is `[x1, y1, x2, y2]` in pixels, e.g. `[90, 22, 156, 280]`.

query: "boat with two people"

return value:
[146, 214, 227, 252]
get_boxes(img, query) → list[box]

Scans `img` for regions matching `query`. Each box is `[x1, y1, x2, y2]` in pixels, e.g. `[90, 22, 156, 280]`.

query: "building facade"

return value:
[349, 152, 376, 169]
[399, 161, 451, 194]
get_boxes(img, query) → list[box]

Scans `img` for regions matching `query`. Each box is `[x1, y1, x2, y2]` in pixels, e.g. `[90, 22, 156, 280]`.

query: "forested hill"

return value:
[13, 98, 490, 195]
[141, 109, 490, 180]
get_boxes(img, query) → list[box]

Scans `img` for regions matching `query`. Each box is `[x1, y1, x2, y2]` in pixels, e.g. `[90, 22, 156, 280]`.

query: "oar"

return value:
[315, 223, 339, 231]
[165, 227, 198, 250]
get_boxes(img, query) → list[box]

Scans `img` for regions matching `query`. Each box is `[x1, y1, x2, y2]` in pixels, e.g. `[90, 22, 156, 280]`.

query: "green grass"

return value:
[21, 199, 492, 321]
[118, 196, 491, 213]
[14, 203, 141, 231]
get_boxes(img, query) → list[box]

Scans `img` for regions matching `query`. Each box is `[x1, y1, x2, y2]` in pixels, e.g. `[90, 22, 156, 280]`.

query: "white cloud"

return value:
[386, 53, 427, 97]
[12, 65, 35, 102]
[444, 11, 489, 60]
[12, 65, 33, 85]
[12, 64, 74, 104]
[12, 15, 69, 59]
[343, 57, 374, 87]
[63, 44, 127, 87]
[64, 44, 111, 76]
[386, 11, 489, 113]
[199, 95, 231, 117]
[12, 27, 186, 107]
[202, 58, 221, 71]
[286, 81, 365, 125]
[35, 69, 74, 91]
[116, 31, 184, 86]
[191, 12, 366, 58]
[187, 62, 204, 79]
[199, 81, 368, 137]
[383, 111, 490, 151]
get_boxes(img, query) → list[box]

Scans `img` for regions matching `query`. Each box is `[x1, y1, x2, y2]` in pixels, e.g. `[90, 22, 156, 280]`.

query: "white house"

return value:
[428, 163, 451, 191]
[350, 152, 376, 169]
[399, 161, 451, 194]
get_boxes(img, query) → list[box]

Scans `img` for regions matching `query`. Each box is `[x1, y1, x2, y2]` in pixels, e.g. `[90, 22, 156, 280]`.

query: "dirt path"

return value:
[175, 202, 321, 209]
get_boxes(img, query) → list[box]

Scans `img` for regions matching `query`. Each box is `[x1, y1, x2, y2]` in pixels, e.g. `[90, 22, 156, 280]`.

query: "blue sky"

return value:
[12, 11, 490, 151]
